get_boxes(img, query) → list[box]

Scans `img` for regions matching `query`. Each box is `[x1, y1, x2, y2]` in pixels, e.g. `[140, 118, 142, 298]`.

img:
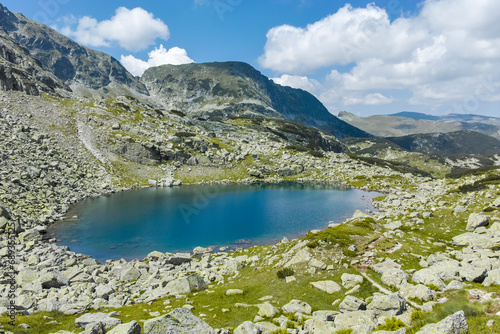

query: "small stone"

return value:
[310, 280, 341, 294]
[226, 289, 244, 296]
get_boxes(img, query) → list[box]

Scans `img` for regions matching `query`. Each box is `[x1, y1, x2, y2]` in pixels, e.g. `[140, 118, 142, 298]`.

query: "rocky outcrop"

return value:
[0, 30, 70, 96]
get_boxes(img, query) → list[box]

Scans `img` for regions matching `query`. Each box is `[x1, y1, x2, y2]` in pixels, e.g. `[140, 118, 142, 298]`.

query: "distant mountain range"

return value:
[338, 111, 500, 139]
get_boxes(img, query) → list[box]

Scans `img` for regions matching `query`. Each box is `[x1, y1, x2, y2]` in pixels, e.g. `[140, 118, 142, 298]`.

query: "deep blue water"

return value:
[48, 183, 379, 262]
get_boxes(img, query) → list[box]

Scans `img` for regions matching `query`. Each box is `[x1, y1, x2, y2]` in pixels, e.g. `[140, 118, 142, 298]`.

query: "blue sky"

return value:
[3, 0, 500, 117]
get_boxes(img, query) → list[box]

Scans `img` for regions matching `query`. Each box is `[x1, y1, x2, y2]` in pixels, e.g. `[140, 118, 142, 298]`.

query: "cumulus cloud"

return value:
[61, 7, 169, 51]
[271, 74, 321, 93]
[260, 0, 500, 110]
[121, 45, 195, 77]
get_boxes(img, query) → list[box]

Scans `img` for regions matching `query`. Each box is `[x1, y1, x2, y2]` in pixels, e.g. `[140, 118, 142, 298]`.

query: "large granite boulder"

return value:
[466, 213, 489, 231]
[144, 308, 214, 334]
[367, 292, 406, 317]
[166, 274, 207, 295]
[416, 310, 468, 333]
[75, 312, 122, 330]
[106, 321, 141, 334]
[282, 299, 312, 315]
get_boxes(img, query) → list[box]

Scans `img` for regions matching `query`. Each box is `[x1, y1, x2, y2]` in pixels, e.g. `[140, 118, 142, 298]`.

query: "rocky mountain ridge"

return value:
[0, 4, 148, 98]
[142, 62, 370, 139]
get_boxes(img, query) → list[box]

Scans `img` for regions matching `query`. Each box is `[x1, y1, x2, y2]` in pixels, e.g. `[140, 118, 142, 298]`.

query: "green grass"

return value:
[407, 290, 500, 334]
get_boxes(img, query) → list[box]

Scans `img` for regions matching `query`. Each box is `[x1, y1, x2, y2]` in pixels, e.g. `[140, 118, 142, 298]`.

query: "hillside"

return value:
[338, 111, 500, 139]
[141, 62, 370, 139]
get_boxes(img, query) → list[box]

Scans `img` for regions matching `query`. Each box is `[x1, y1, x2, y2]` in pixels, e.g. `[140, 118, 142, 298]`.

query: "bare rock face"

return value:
[0, 30, 70, 96]
[0, 4, 148, 97]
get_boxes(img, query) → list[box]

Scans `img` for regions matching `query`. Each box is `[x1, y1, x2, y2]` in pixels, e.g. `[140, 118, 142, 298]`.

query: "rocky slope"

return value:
[141, 62, 370, 139]
[0, 89, 499, 334]
[0, 4, 148, 98]
[0, 30, 70, 96]
[338, 111, 500, 139]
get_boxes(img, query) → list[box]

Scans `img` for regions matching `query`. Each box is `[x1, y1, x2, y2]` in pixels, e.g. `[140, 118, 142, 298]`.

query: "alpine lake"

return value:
[48, 182, 381, 262]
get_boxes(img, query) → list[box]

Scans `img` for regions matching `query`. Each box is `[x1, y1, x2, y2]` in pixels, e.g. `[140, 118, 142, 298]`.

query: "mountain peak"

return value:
[141, 61, 370, 139]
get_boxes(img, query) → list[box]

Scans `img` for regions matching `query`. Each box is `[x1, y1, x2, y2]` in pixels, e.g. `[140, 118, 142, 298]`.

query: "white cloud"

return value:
[121, 45, 195, 77]
[344, 93, 394, 106]
[271, 74, 321, 93]
[260, 0, 500, 110]
[61, 7, 169, 51]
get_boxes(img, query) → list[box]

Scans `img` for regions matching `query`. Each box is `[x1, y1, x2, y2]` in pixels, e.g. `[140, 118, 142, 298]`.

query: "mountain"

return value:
[0, 29, 70, 95]
[386, 130, 500, 157]
[141, 62, 370, 139]
[0, 4, 368, 139]
[0, 4, 148, 97]
[389, 111, 440, 121]
[338, 111, 500, 139]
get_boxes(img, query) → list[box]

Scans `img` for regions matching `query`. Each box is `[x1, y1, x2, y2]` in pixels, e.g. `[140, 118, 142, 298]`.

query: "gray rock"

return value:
[416, 310, 468, 333]
[466, 213, 489, 231]
[381, 269, 410, 287]
[309, 258, 327, 270]
[367, 292, 406, 316]
[169, 253, 192, 265]
[334, 310, 377, 330]
[492, 197, 500, 207]
[459, 265, 487, 283]
[374, 329, 406, 334]
[371, 259, 401, 274]
[254, 321, 279, 333]
[39, 271, 69, 289]
[385, 221, 403, 230]
[106, 321, 141, 334]
[400, 283, 436, 302]
[233, 321, 260, 334]
[95, 285, 115, 300]
[412, 268, 446, 290]
[75, 312, 122, 330]
[341, 273, 364, 289]
[284, 247, 311, 267]
[143, 308, 214, 334]
[166, 274, 207, 295]
[82, 322, 106, 334]
[304, 317, 337, 334]
[120, 267, 141, 282]
[258, 302, 278, 318]
[310, 280, 341, 294]
[483, 269, 500, 286]
[16, 268, 38, 285]
[339, 295, 366, 313]
[282, 299, 312, 315]
[226, 289, 244, 296]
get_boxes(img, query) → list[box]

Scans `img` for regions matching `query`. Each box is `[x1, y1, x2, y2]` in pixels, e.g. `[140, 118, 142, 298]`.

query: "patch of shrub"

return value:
[169, 110, 185, 117]
[309, 150, 324, 158]
[307, 240, 320, 248]
[175, 132, 196, 138]
[376, 317, 406, 331]
[277, 268, 295, 279]
[285, 144, 308, 152]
